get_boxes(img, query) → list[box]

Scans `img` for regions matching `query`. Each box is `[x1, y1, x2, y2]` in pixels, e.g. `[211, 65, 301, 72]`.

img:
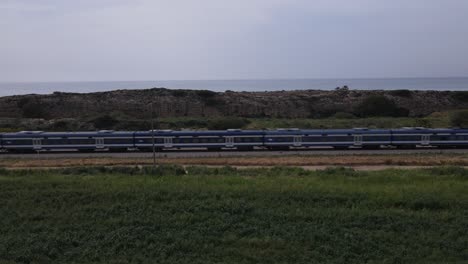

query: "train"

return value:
[1, 127, 468, 153]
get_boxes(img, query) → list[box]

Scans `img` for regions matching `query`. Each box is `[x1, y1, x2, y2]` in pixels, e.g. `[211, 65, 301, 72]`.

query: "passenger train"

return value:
[1, 128, 468, 153]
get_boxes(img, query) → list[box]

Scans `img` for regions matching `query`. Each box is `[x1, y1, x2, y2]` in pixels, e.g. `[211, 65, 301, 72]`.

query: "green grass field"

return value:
[0, 166, 467, 264]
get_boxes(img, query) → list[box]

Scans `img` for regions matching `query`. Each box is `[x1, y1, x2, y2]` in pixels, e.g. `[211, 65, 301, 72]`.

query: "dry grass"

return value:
[2, 154, 468, 168]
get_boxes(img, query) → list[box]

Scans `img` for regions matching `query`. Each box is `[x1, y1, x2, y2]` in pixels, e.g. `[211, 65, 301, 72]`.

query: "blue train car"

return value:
[134, 129, 265, 150]
[391, 128, 468, 147]
[320, 129, 391, 148]
[1, 130, 135, 152]
[1, 127, 468, 153]
[429, 128, 468, 147]
[264, 128, 391, 149]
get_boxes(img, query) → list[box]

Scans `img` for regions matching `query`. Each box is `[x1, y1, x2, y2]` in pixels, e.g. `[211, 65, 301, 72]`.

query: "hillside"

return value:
[0, 88, 467, 131]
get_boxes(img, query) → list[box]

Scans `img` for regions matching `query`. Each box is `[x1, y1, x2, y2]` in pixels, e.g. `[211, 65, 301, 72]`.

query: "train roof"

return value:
[264, 128, 391, 135]
[3, 128, 468, 137]
[2, 131, 135, 137]
[134, 130, 265, 136]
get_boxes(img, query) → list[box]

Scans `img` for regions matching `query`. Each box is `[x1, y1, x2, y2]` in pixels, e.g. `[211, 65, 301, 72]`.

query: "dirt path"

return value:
[1, 153, 468, 169]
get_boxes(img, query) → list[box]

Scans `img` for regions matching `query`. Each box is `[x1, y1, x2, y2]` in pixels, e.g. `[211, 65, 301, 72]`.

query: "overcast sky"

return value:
[1, 0, 468, 82]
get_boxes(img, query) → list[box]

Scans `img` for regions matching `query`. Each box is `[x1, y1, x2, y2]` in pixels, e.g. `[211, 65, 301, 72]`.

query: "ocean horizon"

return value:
[1, 77, 468, 97]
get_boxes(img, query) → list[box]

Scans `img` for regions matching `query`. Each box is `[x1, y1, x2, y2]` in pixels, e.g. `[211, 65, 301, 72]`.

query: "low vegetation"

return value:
[207, 117, 251, 130]
[450, 109, 468, 128]
[353, 95, 409, 117]
[451, 91, 468, 102]
[388, 89, 413, 98]
[0, 166, 467, 263]
[0, 113, 453, 132]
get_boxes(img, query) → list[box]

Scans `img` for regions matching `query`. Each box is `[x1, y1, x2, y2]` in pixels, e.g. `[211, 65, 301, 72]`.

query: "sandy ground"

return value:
[1, 153, 468, 170]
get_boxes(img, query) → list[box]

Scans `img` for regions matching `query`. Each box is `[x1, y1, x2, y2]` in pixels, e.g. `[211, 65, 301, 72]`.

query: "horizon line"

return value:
[1, 76, 468, 84]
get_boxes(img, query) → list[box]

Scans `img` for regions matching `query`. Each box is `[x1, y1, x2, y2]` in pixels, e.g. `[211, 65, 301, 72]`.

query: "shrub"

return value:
[320, 167, 357, 177]
[389, 89, 412, 97]
[90, 115, 119, 129]
[171, 90, 189, 97]
[450, 110, 468, 128]
[354, 95, 409, 117]
[17, 98, 46, 118]
[196, 90, 217, 98]
[142, 165, 187, 176]
[47, 119, 82, 131]
[207, 117, 251, 130]
[204, 98, 223, 107]
[333, 112, 356, 119]
[451, 91, 468, 102]
[426, 166, 468, 177]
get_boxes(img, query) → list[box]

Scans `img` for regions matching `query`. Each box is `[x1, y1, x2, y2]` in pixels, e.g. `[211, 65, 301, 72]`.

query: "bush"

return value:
[354, 95, 409, 117]
[333, 112, 356, 119]
[17, 98, 46, 118]
[171, 90, 189, 97]
[389, 89, 412, 97]
[90, 115, 119, 129]
[450, 110, 468, 128]
[204, 98, 223, 107]
[48, 119, 81, 131]
[57, 165, 187, 176]
[451, 91, 468, 102]
[196, 90, 217, 98]
[319, 167, 357, 177]
[426, 166, 468, 177]
[207, 117, 251, 130]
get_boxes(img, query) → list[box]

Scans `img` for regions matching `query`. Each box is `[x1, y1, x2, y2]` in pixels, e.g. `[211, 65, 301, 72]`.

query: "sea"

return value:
[0, 77, 467, 97]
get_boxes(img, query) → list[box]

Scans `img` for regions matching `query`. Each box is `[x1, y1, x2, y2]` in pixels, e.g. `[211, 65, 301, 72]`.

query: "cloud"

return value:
[1, 0, 468, 81]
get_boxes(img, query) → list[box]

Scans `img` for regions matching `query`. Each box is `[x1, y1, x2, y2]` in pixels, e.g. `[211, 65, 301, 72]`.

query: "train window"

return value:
[235, 137, 253, 143]
[303, 136, 323, 142]
[105, 139, 132, 144]
[363, 136, 389, 141]
[9, 139, 32, 145]
[394, 136, 420, 141]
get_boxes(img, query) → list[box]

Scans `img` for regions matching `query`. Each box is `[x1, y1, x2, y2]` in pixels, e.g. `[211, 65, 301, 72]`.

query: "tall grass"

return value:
[0, 166, 467, 263]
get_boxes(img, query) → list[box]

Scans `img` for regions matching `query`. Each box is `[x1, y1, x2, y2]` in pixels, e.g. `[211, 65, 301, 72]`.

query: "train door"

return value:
[225, 137, 234, 147]
[32, 138, 42, 150]
[354, 135, 363, 146]
[164, 137, 173, 148]
[293, 136, 302, 147]
[421, 135, 430, 146]
[95, 138, 105, 149]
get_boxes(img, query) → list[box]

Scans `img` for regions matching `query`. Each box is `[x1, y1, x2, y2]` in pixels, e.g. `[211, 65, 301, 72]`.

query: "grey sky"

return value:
[2, 0, 468, 82]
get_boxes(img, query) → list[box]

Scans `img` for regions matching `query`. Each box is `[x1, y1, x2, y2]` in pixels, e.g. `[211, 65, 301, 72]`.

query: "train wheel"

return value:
[109, 148, 128, 152]
[207, 147, 222, 151]
[78, 149, 95, 153]
[139, 147, 163, 152]
[396, 145, 416, 149]
[362, 145, 381, 150]
[268, 146, 289, 151]
[333, 146, 348, 150]
[237, 146, 254, 151]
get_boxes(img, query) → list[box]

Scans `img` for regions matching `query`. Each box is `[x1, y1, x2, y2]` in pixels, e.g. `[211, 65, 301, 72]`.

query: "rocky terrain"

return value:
[0, 87, 467, 130]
